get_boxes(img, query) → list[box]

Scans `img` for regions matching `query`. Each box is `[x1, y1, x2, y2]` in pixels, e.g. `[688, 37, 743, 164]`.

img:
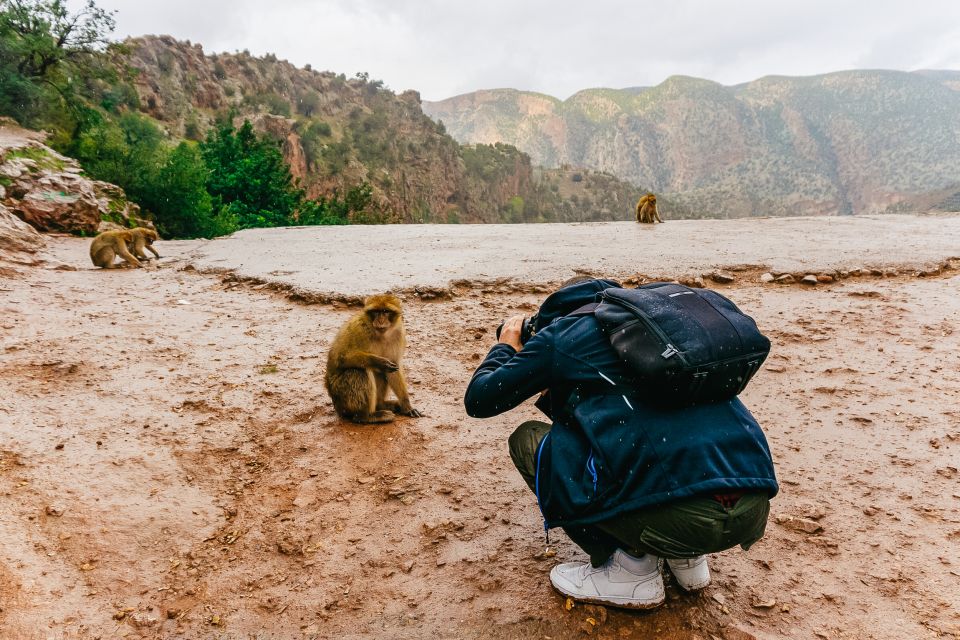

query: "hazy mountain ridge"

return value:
[423, 70, 960, 217]
[122, 36, 647, 223]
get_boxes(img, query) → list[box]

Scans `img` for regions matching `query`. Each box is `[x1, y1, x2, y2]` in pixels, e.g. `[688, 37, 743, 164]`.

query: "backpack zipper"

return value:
[586, 452, 599, 495]
[603, 293, 691, 366]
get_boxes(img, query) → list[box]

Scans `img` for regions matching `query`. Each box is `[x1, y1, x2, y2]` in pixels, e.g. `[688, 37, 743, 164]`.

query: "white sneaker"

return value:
[549, 549, 665, 609]
[666, 556, 711, 591]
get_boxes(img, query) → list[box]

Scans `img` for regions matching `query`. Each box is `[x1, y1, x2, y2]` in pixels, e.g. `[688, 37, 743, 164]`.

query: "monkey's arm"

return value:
[117, 243, 142, 268]
[387, 369, 422, 417]
[463, 334, 553, 419]
[146, 244, 161, 259]
[340, 350, 398, 371]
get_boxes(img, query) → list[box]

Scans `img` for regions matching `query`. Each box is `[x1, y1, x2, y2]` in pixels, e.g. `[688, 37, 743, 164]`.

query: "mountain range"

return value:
[120, 36, 645, 224]
[423, 71, 960, 218]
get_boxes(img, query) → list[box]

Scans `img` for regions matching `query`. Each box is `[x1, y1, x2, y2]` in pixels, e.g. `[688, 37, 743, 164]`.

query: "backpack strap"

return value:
[567, 302, 600, 317]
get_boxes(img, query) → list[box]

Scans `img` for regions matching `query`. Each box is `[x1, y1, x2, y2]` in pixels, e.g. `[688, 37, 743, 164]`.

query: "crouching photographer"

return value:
[464, 277, 778, 609]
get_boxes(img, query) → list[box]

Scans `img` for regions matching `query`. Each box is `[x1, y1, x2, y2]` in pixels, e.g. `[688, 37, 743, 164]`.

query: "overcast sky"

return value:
[74, 0, 960, 101]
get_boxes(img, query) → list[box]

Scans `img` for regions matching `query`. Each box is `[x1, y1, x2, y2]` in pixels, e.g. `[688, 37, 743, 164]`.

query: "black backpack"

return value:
[573, 283, 770, 407]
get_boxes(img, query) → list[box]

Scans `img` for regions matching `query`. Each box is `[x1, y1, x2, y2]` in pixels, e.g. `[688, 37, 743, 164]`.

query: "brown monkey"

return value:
[635, 193, 663, 224]
[325, 294, 422, 423]
[89, 230, 141, 269]
[129, 227, 161, 261]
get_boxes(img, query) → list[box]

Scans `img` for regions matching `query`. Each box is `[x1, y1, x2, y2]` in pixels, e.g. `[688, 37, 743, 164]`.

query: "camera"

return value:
[496, 315, 537, 345]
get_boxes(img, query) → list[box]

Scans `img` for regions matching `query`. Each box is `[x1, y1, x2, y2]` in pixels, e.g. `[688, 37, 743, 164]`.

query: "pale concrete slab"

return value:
[180, 215, 960, 298]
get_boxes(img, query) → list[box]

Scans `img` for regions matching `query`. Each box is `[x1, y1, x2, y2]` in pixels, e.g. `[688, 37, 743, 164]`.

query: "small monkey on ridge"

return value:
[325, 294, 422, 424]
[636, 193, 663, 224]
[89, 230, 141, 269]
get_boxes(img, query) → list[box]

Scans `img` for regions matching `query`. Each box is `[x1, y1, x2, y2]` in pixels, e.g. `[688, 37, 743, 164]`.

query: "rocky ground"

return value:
[1, 235, 958, 640]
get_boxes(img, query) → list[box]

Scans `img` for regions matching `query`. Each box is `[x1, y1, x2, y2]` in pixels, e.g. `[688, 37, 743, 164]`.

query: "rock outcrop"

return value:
[0, 120, 144, 234]
[0, 203, 44, 256]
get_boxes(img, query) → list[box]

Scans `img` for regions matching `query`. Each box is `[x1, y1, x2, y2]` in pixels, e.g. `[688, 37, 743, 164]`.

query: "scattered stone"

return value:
[44, 504, 64, 517]
[801, 275, 818, 285]
[751, 598, 777, 609]
[583, 605, 607, 624]
[712, 592, 727, 606]
[760, 273, 775, 283]
[775, 514, 824, 534]
[935, 466, 957, 479]
[534, 547, 557, 560]
[816, 274, 834, 283]
[128, 613, 159, 629]
[796, 502, 827, 521]
[0, 204, 45, 256]
[775, 274, 795, 284]
[709, 271, 736, 284]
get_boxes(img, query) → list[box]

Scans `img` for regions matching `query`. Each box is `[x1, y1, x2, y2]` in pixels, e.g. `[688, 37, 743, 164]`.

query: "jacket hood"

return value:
[533, 278, 621, 334]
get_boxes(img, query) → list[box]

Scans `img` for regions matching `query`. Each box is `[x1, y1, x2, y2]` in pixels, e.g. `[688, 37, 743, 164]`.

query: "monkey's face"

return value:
[368, 309, 398, 333]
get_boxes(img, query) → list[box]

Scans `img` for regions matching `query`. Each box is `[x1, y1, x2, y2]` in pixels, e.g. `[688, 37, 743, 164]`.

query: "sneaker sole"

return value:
[672, 579, 711, 592]
[549, 582, 664, 610]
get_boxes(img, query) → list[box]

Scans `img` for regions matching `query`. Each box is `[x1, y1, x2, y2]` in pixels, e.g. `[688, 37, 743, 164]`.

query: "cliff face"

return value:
[424, 71, 960, 217]
[123, 36, 526, 223]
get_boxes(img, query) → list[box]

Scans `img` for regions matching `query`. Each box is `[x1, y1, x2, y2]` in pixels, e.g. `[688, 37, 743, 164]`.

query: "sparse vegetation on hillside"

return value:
[0, 0, 649, 231]
[424, 72, 960, 218]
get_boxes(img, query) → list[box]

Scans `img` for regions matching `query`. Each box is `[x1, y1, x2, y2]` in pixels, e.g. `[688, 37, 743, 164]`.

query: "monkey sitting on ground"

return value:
[128, 227, 161, 261]
[635, 193, 664, 224]
[325, 294, 422, 423]
[89, 230, 142, 269]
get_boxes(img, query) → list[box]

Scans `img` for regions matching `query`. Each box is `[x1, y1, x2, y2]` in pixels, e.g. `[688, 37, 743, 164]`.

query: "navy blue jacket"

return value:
[464, 282, 779, 529]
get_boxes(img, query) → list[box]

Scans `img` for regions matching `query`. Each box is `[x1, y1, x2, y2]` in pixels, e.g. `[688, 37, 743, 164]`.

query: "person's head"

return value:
[532, 277, 621, 334]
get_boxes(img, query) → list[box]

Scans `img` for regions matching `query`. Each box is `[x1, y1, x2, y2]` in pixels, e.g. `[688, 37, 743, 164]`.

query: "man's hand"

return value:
[498, 315, 526, 352]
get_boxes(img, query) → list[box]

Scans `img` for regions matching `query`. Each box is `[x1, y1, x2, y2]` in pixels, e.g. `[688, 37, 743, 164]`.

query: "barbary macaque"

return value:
[128, 227, 161, 261]
[635, 193, 663, 224]
[89, 230, 141, 269]
[325, 294, 422, 423]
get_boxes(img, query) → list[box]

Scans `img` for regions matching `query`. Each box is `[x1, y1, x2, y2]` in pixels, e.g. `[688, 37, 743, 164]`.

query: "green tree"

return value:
[147, 142, 236, 239]
[200, 120, 303, 229]
[0, 0, 116, 129]
[69, 111, 165, 197]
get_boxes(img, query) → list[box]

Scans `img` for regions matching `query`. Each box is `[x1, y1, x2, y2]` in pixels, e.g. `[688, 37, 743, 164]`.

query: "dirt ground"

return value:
[1, 237, 958, 640]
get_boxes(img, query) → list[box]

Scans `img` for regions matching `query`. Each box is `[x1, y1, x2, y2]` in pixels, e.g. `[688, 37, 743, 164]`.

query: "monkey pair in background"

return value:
[325, 294, 422, 424]
[89, 227, 160, 269]
[636, 193, 663, 224]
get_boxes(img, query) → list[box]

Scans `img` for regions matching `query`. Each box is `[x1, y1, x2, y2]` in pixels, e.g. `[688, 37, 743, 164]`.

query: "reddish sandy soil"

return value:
[1, 237, 958, 640]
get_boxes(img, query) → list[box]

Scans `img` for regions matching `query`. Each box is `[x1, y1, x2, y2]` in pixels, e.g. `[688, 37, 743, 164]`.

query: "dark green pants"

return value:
[509, 421, 771, 566]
